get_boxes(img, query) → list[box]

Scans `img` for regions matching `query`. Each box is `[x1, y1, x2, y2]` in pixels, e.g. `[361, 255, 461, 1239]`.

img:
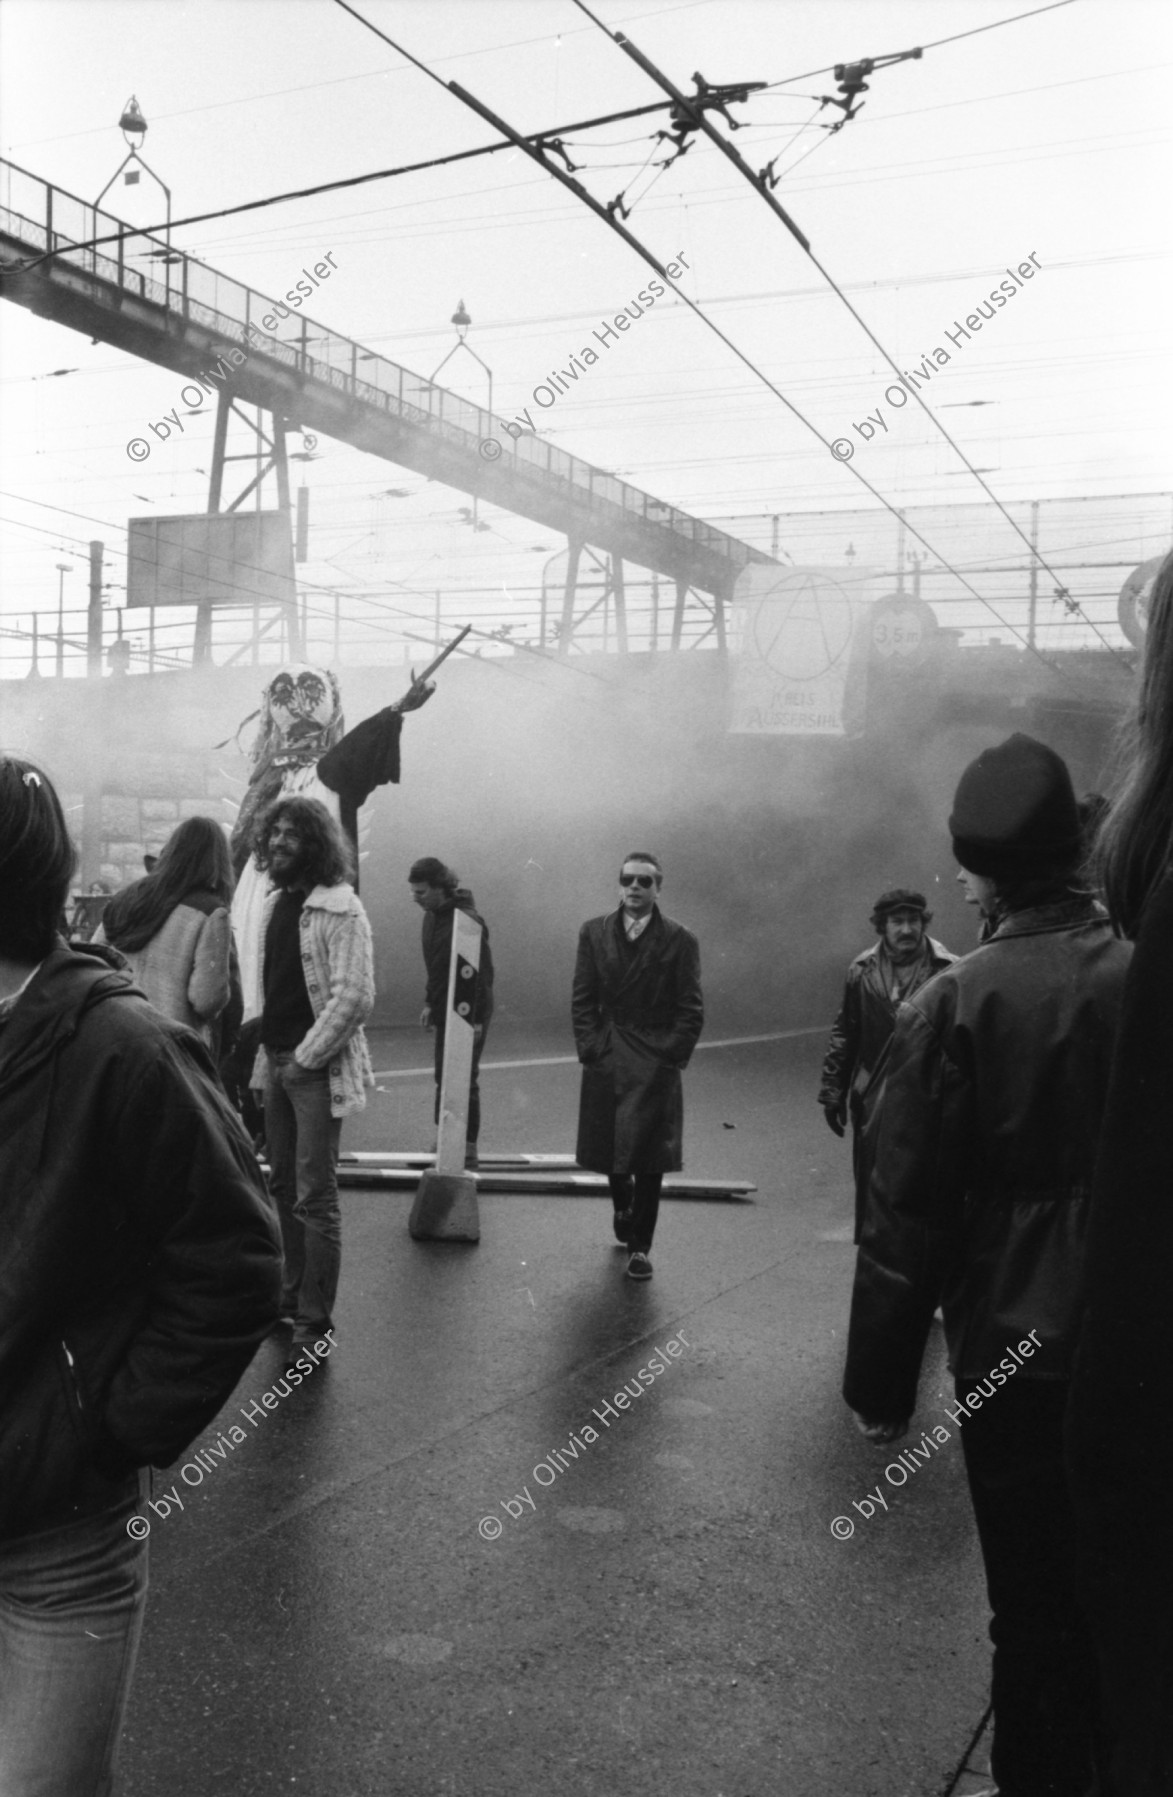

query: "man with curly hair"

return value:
[229, 662, 433, 1020]
[250, 795, 375, 1351]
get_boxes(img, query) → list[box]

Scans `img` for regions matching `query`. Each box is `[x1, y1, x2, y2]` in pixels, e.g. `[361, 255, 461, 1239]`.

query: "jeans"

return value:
[264, 1049, 342, 1332]
[608, 1170, 663, 1254]
[959, 1378, 1105, 1797]
[0, 1475, 148, 1797]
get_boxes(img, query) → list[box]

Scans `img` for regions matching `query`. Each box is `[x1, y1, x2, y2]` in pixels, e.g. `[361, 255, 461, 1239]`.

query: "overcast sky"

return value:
[1, 0, 1170, 670]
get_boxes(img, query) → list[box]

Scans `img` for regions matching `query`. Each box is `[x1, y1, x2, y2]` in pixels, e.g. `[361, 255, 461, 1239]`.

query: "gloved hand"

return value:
[823, 1103, 847, 1138]
[393, 677, 436, 714]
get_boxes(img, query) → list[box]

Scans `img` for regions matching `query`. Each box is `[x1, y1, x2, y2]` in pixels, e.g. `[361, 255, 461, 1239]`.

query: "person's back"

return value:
[1066, 547, 1173, 1795]
[0, 940, 278, 1534]
[100, 887, 231, 1041]
[856, 891, 1131, 1391]
[844, 734, 1132, 1797]
[943, 902, 1125, 1199]
[97, 817, 234, 1045]
[0, 757, 280, 1797]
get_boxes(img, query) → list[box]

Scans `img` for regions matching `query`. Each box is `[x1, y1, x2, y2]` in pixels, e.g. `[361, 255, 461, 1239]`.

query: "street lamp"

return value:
[95, 97, 176, 299]
[55, 562, 72, 678]
[430, 300, 495, 527]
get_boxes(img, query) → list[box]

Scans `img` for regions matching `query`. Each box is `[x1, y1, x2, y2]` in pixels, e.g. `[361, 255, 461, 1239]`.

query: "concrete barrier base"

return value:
[408, 1171, 481, 1242]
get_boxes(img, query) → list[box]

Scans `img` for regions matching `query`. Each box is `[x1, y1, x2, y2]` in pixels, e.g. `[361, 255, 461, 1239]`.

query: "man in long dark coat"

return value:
[572, 851, 704, 1281]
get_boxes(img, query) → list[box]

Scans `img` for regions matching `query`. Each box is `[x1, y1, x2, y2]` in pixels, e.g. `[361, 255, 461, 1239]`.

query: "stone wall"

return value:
[90, 765, 237, 888]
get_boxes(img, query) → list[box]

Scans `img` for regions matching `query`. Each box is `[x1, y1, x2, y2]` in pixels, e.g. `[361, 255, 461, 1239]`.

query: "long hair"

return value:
[253, 796, 354, 889]
[0, 757, 77, 960]
[103, 816, 233, 953]
[988, 869, 1087, 919]
[1097, 549, 1173, 936]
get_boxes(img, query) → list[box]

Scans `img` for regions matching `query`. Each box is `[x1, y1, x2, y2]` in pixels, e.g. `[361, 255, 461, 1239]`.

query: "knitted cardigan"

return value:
[95, 898, 231, 1046]
[250, 882, 374, 1117]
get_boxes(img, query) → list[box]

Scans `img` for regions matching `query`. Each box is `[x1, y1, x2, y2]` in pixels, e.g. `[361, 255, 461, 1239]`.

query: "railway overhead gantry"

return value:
[0, 157, 773, 660]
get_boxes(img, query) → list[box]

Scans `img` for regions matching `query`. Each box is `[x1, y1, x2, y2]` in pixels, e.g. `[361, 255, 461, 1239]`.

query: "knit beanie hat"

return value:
[949, 733, 1082, 877]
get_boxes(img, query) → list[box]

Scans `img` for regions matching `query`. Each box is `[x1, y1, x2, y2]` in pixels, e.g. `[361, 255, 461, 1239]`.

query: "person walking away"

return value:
[843, 733, 1132, 1797]
[0, 757, 281, 1797]
[1067, 547, 1173, 1797]
[96, 814, 235, 1050]
[408, 856, 495, 1169]
[250, 796, 374, 1351]
[572, 852, 704, 1281]
[818, 888, 956, 1239]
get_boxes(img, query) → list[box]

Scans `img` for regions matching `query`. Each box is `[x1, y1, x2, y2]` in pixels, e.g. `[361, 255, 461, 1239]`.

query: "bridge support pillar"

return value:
[197, 396, 302, 665]
[713, 575, 731, 654]
[612, 556, 628, 654]
[671, 578, 687, 649]
[558, 539, 583, 654]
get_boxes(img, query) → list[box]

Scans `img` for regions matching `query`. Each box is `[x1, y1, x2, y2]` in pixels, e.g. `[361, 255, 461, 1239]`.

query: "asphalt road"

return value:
[119, 1028, 994, 1797]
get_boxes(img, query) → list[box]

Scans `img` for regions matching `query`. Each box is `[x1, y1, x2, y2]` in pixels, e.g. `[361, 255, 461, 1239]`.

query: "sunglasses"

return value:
[619, 873, 657, 889]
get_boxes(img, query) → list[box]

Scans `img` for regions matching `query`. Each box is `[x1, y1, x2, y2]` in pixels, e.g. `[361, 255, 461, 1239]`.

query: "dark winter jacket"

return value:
[572, 909, 704, 1176]
[0, 944, 282, 1540]
[843, 897, 1131, 1423]
[818, 937, 957, 1119]
[421, 888, 494, 1026]
[1067, 872, 1173, 1791]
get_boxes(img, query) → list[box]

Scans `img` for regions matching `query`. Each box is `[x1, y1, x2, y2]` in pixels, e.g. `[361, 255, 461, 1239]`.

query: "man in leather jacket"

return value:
[818, 888, 956, 1240]
[842, 734, 1132, 1797]
[0, 757, 281, 1796]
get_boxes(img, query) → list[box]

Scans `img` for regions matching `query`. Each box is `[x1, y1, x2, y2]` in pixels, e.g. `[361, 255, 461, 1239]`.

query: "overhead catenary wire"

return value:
[569, 0, 1134, 674]
[760, 0, 1080, 90]
[5, 98, 694, 274]
[2, 14, 1126, 276]
[330, 0, 1104, 683]
[4, 1, 1149, 661]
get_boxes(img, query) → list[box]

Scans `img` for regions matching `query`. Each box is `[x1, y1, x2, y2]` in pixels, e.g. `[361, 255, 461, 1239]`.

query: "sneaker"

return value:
[625, 1251, 653, 1280]
[613, 1208, 633, 1245]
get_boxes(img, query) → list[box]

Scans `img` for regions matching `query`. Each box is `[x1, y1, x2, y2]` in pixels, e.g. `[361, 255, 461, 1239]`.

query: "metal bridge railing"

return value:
[1, 156, 757, 570]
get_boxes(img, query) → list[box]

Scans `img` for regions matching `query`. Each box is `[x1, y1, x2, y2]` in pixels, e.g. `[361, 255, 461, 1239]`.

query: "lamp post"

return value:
[430, 301, 494, 527]
[54, 562, 72, 678]
[96, 97, 175, 302]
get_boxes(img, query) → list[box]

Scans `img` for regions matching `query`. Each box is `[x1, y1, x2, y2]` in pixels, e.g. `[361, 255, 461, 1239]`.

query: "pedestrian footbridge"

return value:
[0, 157, 770, 641]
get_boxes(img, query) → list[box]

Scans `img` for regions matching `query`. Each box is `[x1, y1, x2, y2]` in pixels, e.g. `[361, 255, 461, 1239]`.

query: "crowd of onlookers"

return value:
[1, 550, 1171, 1796]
